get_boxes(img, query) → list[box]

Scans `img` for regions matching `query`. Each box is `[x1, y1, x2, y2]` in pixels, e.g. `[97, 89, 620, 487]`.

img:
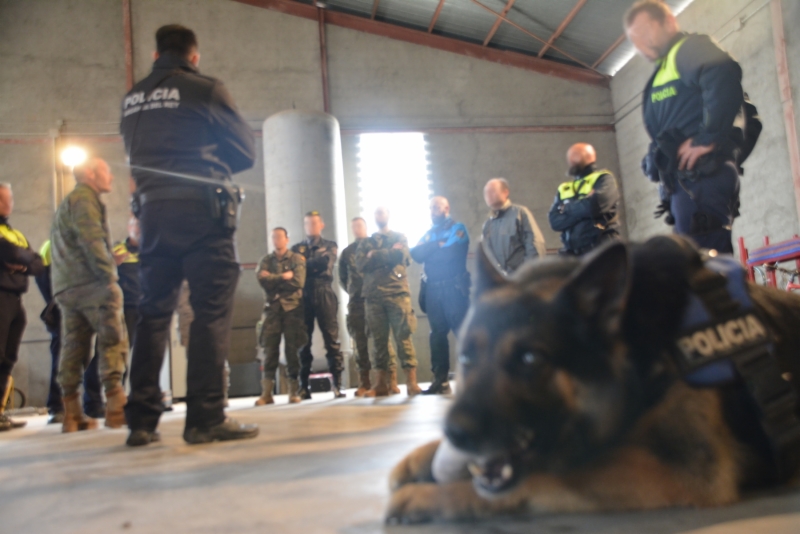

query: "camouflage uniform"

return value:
[355, 231, 417, 372]
[50, 184, 127, 396]
[257, 250, 307, 381]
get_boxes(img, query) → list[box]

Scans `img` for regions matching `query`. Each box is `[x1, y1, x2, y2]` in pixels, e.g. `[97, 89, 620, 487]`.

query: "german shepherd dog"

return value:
[387, 236, 800, 523]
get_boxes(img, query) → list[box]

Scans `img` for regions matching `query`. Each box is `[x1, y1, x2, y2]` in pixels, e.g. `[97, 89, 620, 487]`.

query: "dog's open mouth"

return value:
[466, 428, 534, 495]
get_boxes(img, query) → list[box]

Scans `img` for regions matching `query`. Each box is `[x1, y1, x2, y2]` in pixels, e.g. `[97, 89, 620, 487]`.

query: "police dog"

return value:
[387, 236, 800, 523]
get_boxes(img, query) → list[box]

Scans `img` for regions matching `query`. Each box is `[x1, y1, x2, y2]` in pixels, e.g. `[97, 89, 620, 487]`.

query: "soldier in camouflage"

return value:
[292, 211, 345, 399]
[339, 217, 399, 396]
[50, 158, 128, 433]
[355, 207, 421, 397]
[255, 227, 307, 405]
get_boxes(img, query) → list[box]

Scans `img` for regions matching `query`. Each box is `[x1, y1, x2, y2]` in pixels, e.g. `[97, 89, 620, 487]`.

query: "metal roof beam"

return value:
[592, 33, 625, 68]
[370, 0, 380, 20]
[230, 0, 608, 86]
[428, 0, 446, 33]
[537, 0, 586, 58]
[482, 0, 516, 47]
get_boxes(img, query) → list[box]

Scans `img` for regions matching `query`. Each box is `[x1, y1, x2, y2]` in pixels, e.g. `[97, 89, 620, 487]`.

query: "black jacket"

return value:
[548, 167, 620, 255]
[120, 53, 256, 194]
[0, 217, 44, 294]
[292, 237, 338, 285]
[642, 33, 743, 157]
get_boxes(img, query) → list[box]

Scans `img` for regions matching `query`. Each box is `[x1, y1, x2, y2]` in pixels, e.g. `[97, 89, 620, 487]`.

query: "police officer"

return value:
[120, 25, 257, 446]
[355, 207, 421, 397]
[410, 197, 470, 395]
[50, 158, 128, 433]
[0, 183, 43, 431]
[548, 143, 620, 256]
[626, 0, 743, 253]
[112, 216, 142, 348]
[255, 227, 307, 405]
[482, 178, 546, 274]
[292, 211, 345, 399]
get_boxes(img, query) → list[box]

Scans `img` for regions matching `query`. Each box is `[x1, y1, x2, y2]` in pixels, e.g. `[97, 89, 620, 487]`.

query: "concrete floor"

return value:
[1, 390, 799, 534]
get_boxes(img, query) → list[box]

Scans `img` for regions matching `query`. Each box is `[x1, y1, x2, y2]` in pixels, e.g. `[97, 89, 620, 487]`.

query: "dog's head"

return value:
[447, 241, 637, 496]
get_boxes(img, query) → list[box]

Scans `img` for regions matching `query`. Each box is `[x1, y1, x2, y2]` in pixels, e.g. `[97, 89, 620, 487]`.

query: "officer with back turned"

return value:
[120, 25, 257, 446]
[625, 1, 746, 253]
[292, 211, 345, 399]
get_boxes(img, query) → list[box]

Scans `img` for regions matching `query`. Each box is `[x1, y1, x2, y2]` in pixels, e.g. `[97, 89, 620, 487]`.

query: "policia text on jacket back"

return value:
[626, 1, 750, 254]
[120, 25, 257, 447]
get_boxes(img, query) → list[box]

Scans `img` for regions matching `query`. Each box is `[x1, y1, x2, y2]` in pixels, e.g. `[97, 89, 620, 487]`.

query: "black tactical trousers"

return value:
[300, 281, 343, 387]
[0, 291, 25, 389]
[425, 279, 469, 379]
[126, 199, 239, 431]
[671, 161, 740, 254]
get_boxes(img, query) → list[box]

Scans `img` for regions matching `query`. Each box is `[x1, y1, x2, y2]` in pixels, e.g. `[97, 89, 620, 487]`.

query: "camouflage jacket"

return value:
[51, 184, 118, 295]
[338, 239, 366, 299]
[257, 249, 306, 311]
[355, 230, 411, 299]
[291, 236, 337, 285]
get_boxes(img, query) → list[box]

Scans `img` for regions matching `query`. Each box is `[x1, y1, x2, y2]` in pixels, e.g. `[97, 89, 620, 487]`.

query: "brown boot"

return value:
[363, 370, 391, 398]
[104, 386, 127, 428]
[389, 369, 401, 395]
[255, 379, 275, 406]
[405, 367, 422, 396]
[62, 393, 98, 433]
[287, 378, 302, 404]
[354, 369, 372, 397]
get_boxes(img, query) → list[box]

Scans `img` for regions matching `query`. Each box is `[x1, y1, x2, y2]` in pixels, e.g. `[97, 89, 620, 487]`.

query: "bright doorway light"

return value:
[357, 132, 432, 245]
[60, 146, 87, 167]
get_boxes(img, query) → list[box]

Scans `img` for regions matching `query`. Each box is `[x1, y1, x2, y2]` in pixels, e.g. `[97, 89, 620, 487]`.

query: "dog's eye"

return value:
[522, 352, 539, 366]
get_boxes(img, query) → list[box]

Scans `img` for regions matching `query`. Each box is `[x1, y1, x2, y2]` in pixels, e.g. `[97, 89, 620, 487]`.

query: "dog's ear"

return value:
[475, 240, 509, 297]
[559, 242, 629, 331]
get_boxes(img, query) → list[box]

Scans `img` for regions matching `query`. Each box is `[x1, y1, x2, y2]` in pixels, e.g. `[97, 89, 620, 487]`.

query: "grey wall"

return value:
[0, 0, 617, 405]
[612, 0, 800, 249]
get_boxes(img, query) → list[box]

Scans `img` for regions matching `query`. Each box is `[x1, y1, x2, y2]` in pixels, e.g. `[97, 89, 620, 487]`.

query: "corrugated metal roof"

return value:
[319, 0, 696, 76]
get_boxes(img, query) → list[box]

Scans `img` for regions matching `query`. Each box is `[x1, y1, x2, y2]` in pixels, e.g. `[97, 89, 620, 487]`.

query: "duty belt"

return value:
[672, 253, 800, 481]
[138, 186, 209, 205]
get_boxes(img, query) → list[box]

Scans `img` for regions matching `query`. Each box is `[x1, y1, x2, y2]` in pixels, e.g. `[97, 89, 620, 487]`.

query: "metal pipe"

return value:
[123, 0, 134, 91]
[318, 7, 330, 114]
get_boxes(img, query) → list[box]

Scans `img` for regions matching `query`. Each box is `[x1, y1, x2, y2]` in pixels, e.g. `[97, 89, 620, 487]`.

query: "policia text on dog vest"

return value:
[673, 254, 800, 481]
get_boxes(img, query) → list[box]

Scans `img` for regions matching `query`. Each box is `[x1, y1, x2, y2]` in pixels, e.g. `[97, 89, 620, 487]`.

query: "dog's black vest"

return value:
[673, 254, 800, 480]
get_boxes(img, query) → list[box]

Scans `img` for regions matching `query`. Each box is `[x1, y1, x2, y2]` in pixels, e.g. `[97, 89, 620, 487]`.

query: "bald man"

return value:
[50, 158, 128, 433]
[482, 179, 546, 274]
[410, 197, 470, 395]
[548, 143, 621, 255]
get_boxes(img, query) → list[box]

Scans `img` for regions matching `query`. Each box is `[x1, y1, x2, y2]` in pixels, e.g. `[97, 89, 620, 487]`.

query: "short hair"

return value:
[486, 178, 510, 192]
[305, 210, 323, 220]
[351, 216, 366, 224]
[156, 25, 198, 57]
[624, 0, 671, 27]
[272, 227, 288, 237]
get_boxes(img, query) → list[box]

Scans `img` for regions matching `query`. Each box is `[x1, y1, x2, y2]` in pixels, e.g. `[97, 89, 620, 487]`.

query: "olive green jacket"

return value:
[51, 184, 118, 295]
[339, 239, 365, 299]
[355, 230, 411, 299]
[257, 249, 306, 311]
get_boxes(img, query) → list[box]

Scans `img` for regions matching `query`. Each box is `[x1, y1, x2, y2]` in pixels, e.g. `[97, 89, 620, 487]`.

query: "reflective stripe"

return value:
[652, 37, 687, 88]
[39, 240, 52, 267]
[0, 223, 28, 248]
[557, 170, 610, 201]
[113, 242, 139, 264]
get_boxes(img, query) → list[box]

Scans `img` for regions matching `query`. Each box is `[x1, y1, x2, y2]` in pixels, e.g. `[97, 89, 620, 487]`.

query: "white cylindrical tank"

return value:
[263, 110, 350, 379]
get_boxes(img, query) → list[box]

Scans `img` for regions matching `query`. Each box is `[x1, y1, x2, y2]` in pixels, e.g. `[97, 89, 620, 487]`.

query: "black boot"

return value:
[299, 366, 312, 401]
[183, 417, 259, 445]
[423, 374, 452, 395]
[331, 372, 346, 399]
[126, 429, 161, 447]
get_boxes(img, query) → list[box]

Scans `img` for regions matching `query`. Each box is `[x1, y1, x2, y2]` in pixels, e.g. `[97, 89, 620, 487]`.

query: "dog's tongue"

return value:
[468, 455, 515, 493]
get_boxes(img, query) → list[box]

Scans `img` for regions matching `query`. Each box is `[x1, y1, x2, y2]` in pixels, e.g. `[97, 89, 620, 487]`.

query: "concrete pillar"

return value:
[263, 110, 350, 380]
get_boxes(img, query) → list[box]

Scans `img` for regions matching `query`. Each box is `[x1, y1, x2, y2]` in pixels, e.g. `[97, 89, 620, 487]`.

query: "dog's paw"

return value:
[389, 439, 441, 492]
[386, 479, 486, 524]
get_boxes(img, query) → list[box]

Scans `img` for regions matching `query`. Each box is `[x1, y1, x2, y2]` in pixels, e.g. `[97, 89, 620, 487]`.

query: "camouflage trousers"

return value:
[260, 304, 307, 381]
[347, 298, 398, 372]
[55, 281, 127, 397]
[366, 294, 417, 371]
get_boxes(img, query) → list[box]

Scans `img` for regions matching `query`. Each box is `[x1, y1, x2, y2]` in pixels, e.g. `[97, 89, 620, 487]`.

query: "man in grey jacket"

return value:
[482, 178, 546, 274]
